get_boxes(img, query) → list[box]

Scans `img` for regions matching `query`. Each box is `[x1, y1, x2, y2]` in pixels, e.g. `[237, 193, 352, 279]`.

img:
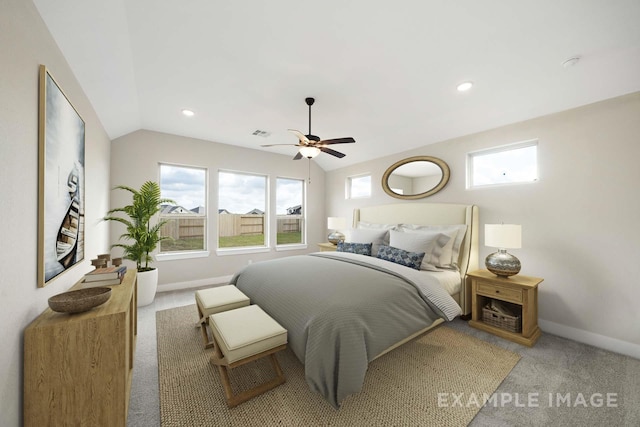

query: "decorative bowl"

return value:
[48, 287, 112, 314]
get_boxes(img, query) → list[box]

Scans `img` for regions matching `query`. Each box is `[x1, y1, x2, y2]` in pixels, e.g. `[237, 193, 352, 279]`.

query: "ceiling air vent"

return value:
[252, 129, 271, 137]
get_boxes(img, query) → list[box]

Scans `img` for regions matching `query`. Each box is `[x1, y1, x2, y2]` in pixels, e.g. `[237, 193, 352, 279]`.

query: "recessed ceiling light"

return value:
[181, 109, 195, 117]
[457, 81, 473, 92]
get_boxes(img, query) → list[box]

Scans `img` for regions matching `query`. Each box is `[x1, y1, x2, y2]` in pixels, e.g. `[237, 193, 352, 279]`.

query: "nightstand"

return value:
[317, 242, 337, 252]
[467, 269, 544, 347]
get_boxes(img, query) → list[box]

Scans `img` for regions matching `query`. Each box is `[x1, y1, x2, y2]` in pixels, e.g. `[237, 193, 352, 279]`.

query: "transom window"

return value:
[467, 140, 538, 189]
[346, 174, 371, 199]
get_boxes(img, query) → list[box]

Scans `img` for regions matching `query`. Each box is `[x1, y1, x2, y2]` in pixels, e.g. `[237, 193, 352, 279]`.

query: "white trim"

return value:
[216, 247, 270, 256]
[275, 244, 308, 252]
[157, 275, 233, 293]
[539, 318, 640, 359]
[155, 250, 210, 261]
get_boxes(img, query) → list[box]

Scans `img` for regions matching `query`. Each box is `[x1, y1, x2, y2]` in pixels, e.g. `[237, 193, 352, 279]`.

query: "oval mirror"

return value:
[382, 156, 450, 199]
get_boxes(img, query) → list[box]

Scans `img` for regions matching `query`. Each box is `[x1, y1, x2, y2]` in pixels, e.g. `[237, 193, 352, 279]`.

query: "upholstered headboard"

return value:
[353, 203, 478, 315]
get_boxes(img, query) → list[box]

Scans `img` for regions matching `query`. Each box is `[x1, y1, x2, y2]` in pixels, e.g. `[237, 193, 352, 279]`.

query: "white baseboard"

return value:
[539, 318, 640, 360]
[157, 275, 233, 293]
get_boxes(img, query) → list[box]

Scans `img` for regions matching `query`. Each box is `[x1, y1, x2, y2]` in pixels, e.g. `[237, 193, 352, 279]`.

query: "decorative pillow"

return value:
[347, 228, 388, 255]
[399, 224, 467, 269]
[376, 245, 425, 270]
[389, 229, 448, 271]
[336, 242, 372, 256]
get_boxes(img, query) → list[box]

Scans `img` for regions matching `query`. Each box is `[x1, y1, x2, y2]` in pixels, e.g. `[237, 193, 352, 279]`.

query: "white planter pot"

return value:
[137, 268, 158, 307]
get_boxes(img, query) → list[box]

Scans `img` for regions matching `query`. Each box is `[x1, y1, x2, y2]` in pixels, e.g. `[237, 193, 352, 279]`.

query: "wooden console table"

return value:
[24, 270, 138, 426]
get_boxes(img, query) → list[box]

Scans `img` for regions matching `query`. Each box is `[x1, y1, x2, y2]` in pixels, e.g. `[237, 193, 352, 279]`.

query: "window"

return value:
[346, 174, 371, 199]
[467, 140, 538, 189]
[276, 177, 305, 246]
[159, 164, 207, 253]
[218, 171, 268, 249]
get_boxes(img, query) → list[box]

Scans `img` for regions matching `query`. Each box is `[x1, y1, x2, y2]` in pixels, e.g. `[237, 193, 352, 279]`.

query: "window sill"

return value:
[275, 244, 308, 252]
[216, 247, 271, 256]
[156, 250, 210, 261]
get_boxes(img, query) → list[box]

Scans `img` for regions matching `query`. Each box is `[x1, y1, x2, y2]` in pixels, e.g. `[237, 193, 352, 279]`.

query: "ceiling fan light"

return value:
[299, 146, 321, 158]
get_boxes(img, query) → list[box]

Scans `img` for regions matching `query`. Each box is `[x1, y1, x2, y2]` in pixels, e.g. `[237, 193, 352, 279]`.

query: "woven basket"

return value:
[482, 306, 521, 333]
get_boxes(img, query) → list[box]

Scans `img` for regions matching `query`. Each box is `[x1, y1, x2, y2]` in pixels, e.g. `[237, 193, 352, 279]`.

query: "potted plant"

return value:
[104, 181, 174, 306]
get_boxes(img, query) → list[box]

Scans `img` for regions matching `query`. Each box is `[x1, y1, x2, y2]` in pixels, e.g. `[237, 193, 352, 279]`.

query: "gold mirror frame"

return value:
[381, 155, 450, 200]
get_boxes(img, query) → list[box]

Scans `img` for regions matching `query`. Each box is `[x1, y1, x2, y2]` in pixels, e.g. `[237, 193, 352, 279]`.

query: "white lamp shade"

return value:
[299, 146, 321, 158]
[327, 217, 347, 230]
[485, 224, 521, 249]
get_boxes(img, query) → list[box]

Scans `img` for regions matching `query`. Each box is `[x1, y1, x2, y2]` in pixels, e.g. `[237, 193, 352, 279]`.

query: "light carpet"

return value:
[157, 304, 521, 427]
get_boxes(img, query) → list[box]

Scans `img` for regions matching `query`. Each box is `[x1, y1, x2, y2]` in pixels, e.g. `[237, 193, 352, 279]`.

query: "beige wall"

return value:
[0, 1, 113, 425]
[110, 130, 326, 287]
[326, 92, 640, 356]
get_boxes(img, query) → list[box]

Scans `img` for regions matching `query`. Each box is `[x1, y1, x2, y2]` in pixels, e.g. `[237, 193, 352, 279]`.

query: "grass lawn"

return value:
[161, 237, 204, 252]
[161, 232, 303, 251]
[219, 232, 302, 248]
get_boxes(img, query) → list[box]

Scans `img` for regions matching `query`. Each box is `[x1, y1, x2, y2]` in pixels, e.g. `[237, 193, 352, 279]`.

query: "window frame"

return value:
[466, 140, 539, 189]
[216, 169, 270, 255]
[156, 163, 209, 262]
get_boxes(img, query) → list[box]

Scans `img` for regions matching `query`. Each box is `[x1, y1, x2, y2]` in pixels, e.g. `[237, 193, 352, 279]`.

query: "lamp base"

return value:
[485, 249, 521, 277]
[328, 231, 345, 245]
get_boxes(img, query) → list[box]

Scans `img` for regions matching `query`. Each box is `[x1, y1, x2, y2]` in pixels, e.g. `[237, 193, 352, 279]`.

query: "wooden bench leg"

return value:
[196, 305, 214, 349]
[210, 345, 287, 408]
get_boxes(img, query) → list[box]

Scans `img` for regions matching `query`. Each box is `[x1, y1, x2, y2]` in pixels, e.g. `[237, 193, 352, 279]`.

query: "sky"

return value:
[160, 165, 303, 215]
[160, 164, 206, 210]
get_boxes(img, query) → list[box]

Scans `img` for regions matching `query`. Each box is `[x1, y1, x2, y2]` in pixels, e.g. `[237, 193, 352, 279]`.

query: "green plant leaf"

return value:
[103, 181, 175, 271]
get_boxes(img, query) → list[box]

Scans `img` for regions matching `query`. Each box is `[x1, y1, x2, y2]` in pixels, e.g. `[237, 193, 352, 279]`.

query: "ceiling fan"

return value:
[261, 97, 355, 160]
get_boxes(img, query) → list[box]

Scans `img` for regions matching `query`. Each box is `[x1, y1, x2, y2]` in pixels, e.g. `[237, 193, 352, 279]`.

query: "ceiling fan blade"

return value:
[319, 146, 346, 158]
[319, 137, 355, 145]
[292, 151, 303, 160]
[288, 129, 310, 145]
[260, 143, 301, 147]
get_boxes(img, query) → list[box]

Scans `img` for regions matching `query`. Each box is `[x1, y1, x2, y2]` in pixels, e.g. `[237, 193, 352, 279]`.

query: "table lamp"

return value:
[484, 224, 522, 277]
[327, 217, 347, 244]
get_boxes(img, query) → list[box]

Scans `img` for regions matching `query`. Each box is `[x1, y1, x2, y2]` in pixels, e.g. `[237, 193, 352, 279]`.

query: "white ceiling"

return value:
[33, 0, 640, 171]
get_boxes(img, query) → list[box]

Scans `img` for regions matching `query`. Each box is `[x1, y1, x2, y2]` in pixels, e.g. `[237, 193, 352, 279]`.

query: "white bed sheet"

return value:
[420, 269, 462, 296]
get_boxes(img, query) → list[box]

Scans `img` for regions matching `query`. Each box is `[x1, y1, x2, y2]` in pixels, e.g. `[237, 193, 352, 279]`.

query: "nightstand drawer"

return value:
[476, 282, 523, 304]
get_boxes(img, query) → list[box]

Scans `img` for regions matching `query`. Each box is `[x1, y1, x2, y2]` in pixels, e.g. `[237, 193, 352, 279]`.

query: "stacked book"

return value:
[81, 265, 127, 288]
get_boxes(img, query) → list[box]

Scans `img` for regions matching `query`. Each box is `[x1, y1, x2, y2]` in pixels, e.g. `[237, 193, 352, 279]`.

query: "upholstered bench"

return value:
[209, 304, 288, 408]
[195, 285, 250, 348]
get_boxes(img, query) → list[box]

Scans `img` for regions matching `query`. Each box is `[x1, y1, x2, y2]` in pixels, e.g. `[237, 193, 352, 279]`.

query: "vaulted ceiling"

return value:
[34, 0, 640, 170]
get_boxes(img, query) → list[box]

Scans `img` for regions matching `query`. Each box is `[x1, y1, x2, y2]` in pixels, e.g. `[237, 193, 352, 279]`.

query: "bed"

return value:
[230, 203, 478, 408]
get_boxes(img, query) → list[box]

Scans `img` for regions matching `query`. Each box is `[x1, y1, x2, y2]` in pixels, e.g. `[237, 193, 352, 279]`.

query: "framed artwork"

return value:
[38, 65, 85, 287]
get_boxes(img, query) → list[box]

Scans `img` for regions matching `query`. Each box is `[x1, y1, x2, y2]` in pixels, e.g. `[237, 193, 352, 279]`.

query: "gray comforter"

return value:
[229, 252, 462, 408]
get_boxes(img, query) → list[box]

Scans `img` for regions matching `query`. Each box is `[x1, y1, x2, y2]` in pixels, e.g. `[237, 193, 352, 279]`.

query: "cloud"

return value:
[159, 168, 305, 216]
[276, 178, 303, 215]
[218, 171, 266, 214]
[160, 164, 206, 209]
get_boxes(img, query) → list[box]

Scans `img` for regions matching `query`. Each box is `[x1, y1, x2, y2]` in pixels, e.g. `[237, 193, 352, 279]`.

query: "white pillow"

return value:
[347, 228, 387, 255]
[389, 229, 447, 271]
[357, 221, 398, 246]
[399, 224, 467, 268]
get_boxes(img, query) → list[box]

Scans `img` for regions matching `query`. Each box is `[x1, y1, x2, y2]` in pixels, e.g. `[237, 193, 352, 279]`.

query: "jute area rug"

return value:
[157, 304, 520, 427]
